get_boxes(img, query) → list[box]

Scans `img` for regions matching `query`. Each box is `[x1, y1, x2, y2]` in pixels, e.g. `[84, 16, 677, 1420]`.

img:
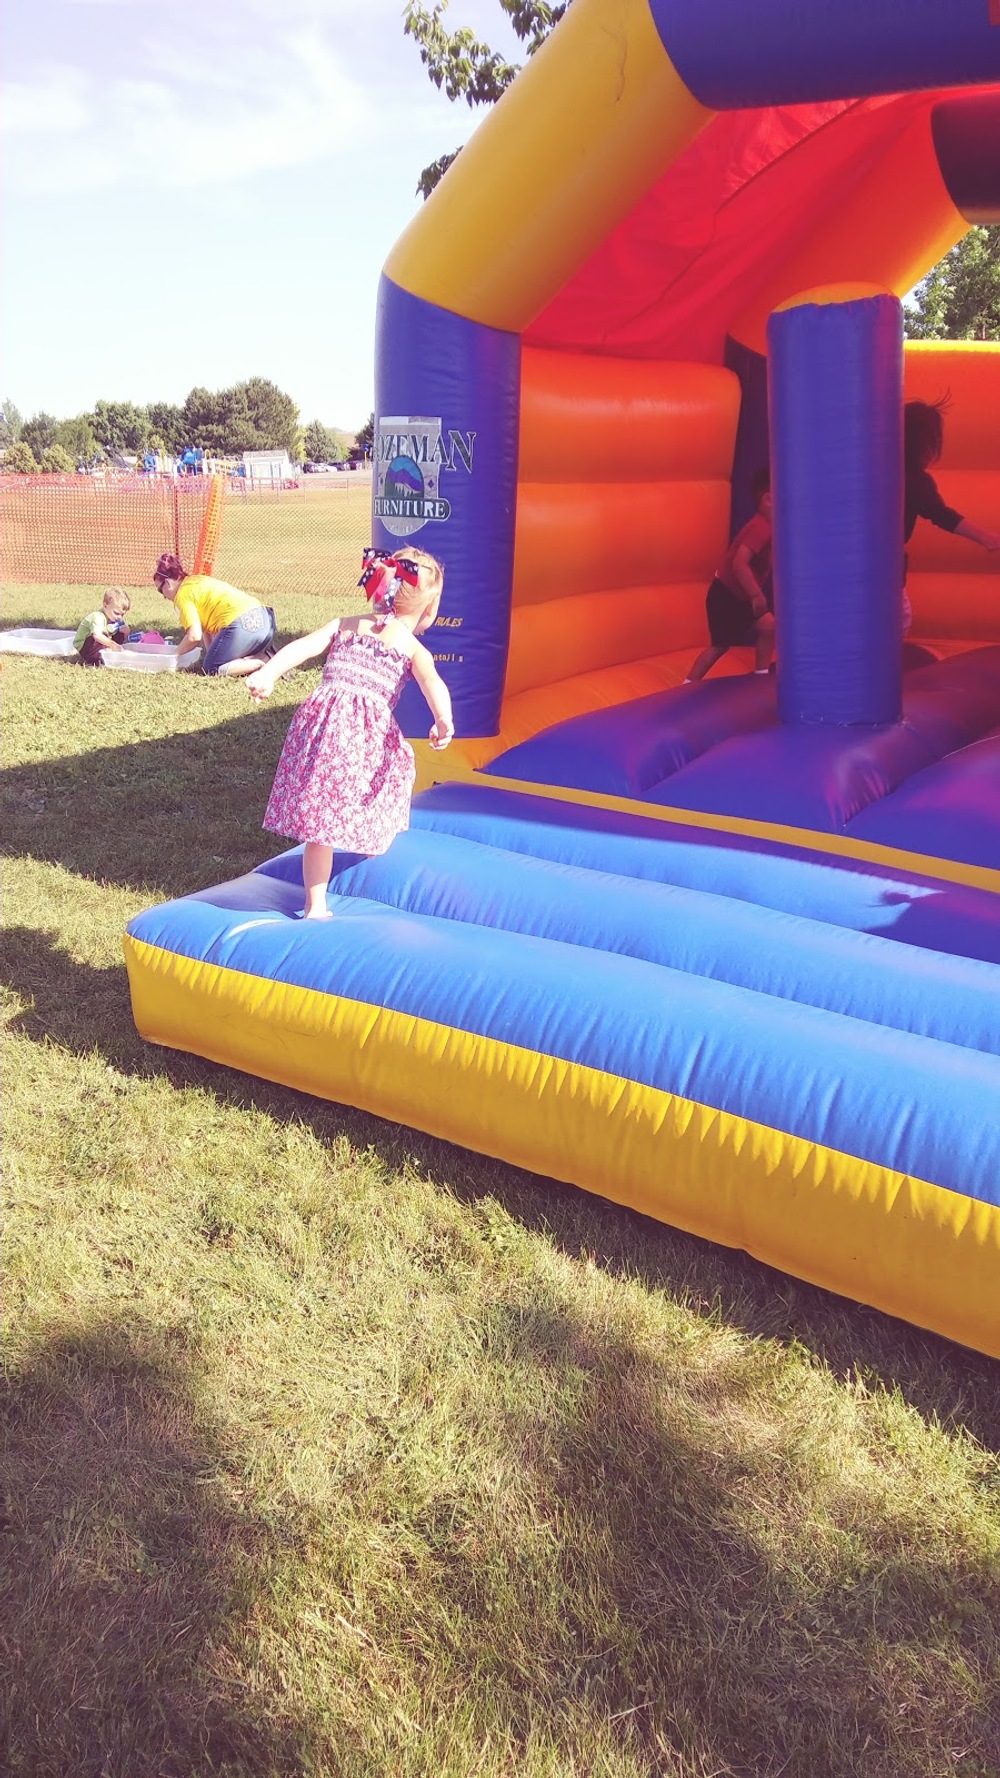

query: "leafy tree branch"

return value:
[403, 0, 568, 198]
[905, 227, 1000, 343]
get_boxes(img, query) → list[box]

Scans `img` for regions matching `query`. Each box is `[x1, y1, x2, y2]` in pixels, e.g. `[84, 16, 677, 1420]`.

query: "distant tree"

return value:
[5, 441, 39, 473]
[40, 444, 75, 474]
[182, 384, 251, 454]
[235, 377, 300, 453]
[403, 0, 568, 197]
[303, 420, 341, 463]
[181, 378, 300, 455]
[905, 227, 1000, 342]
[219, 386, 260, 454]
[355, 412, 375, 455]
[54, 414, 99, 465]
[179, 387, 221, 453]
[21, 412, 57, 460]
[0, 398, 24, 449]
[146, 401, 186, 454]
[90, 399, 150, 455]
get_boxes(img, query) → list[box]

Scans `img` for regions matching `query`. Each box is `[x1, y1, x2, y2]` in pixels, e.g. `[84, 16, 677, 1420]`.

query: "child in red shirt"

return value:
[685, 468, 774, 683]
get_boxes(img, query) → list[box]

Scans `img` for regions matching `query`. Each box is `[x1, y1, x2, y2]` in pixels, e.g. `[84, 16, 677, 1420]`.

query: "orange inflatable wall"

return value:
[507, 350, 739, 703]
[443, 334, 999, 782]
[904, 343, 1000, 645]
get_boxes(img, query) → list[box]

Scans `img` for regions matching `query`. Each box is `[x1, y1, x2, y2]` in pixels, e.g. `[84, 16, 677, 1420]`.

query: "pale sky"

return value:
[1, 0, 522, 433]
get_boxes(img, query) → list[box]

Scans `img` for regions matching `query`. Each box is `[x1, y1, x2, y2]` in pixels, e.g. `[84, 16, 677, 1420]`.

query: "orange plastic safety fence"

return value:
[1, 473, 213, 587]
[1, 469, 375, 605]
[193, 474, 226, 576]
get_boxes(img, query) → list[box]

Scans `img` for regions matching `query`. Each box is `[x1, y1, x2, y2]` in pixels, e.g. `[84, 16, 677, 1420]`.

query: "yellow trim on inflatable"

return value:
[383, 0, 712, 332]
[473, 772, 1000, 896]
[124, 933, 1000, 1358]
[772, 281, 891, 311]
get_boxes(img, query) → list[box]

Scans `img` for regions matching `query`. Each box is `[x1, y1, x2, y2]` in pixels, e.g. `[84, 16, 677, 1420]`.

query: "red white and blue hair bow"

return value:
[358, 548, 421, 610]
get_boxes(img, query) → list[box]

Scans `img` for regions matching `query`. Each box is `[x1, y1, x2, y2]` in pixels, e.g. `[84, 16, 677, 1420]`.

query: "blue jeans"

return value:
[202, 606, 276, 675]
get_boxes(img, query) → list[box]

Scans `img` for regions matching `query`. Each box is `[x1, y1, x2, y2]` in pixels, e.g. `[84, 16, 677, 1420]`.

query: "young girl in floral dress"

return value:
[245, 547, 453, 919]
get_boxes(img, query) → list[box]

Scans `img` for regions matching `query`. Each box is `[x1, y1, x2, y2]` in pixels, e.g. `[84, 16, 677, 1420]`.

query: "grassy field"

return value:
[214, 473, 373, 600]
[3, 580, 1000, 1778]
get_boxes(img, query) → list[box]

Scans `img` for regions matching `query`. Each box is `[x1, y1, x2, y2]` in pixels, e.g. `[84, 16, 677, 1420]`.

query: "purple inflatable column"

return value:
[767, 289, 904, 726]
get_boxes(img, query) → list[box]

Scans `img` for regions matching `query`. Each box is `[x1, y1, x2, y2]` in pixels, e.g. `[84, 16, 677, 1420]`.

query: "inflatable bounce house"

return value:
[126, 0, 1000, 1357]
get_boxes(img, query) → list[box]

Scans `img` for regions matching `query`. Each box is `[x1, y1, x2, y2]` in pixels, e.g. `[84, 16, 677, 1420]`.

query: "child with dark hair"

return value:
[152, 552, 276, 676]
[903, 398, 999, 633]
[685, 467, 774, 683]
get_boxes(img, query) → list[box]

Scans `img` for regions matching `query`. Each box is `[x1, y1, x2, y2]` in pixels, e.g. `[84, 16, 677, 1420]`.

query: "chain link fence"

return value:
[213, 472, 372, 603]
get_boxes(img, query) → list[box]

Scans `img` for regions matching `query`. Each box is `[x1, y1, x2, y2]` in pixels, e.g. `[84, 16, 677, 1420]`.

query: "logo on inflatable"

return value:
[374, 415, 476, 538]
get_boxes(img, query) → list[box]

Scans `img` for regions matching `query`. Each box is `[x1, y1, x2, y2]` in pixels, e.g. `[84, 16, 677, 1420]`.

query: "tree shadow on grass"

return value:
[5, 924, 1000, 1458]
[2, 614, 83, 632]
[1, 701, 294, 902]
[485, 1180, 1000, 1452]
[4, 1297, 997, 1778]
[0, 1317, 332, 1778]
[431, 1282, 1000, 1778]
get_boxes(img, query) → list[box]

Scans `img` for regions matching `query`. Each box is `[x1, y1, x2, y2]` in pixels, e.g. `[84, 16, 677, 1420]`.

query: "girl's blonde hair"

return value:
[392, 547, 444, 619]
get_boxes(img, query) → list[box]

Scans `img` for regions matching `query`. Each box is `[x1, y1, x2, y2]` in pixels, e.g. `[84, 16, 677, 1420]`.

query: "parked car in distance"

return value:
[302, 462, 342, 474]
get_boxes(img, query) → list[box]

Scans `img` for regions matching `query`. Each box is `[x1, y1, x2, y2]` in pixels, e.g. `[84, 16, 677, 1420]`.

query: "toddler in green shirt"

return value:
[74, 588, 131, 667]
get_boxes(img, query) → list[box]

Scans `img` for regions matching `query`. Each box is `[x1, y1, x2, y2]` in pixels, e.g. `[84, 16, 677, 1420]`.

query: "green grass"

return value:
[214, 474, 373, 600]
[3, 584, 1000, 1778]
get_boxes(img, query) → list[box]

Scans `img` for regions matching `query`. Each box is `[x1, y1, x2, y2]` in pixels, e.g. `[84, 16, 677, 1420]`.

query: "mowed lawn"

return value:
[3, 576, 1000, 1778]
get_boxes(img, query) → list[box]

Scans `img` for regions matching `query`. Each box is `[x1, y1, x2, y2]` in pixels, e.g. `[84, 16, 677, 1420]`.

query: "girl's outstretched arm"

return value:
[956, 517, 1000, 552]
[411, 642, 454, 749]
[246, 620, 340, 702]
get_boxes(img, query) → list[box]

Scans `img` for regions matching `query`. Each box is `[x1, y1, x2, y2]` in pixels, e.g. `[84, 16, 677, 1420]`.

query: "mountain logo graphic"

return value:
[384, 456, 424, 501]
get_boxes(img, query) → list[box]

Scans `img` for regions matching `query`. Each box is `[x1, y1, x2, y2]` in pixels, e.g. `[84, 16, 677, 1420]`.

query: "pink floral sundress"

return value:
[263, 620, 415, 854]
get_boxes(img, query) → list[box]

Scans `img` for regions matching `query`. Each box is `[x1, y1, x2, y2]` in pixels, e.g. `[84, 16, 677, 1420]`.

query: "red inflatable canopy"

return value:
[524, 88, 1000, 364]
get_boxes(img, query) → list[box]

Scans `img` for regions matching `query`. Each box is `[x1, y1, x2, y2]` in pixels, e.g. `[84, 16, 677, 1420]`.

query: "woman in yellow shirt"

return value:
[153, 552, 276, 677]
